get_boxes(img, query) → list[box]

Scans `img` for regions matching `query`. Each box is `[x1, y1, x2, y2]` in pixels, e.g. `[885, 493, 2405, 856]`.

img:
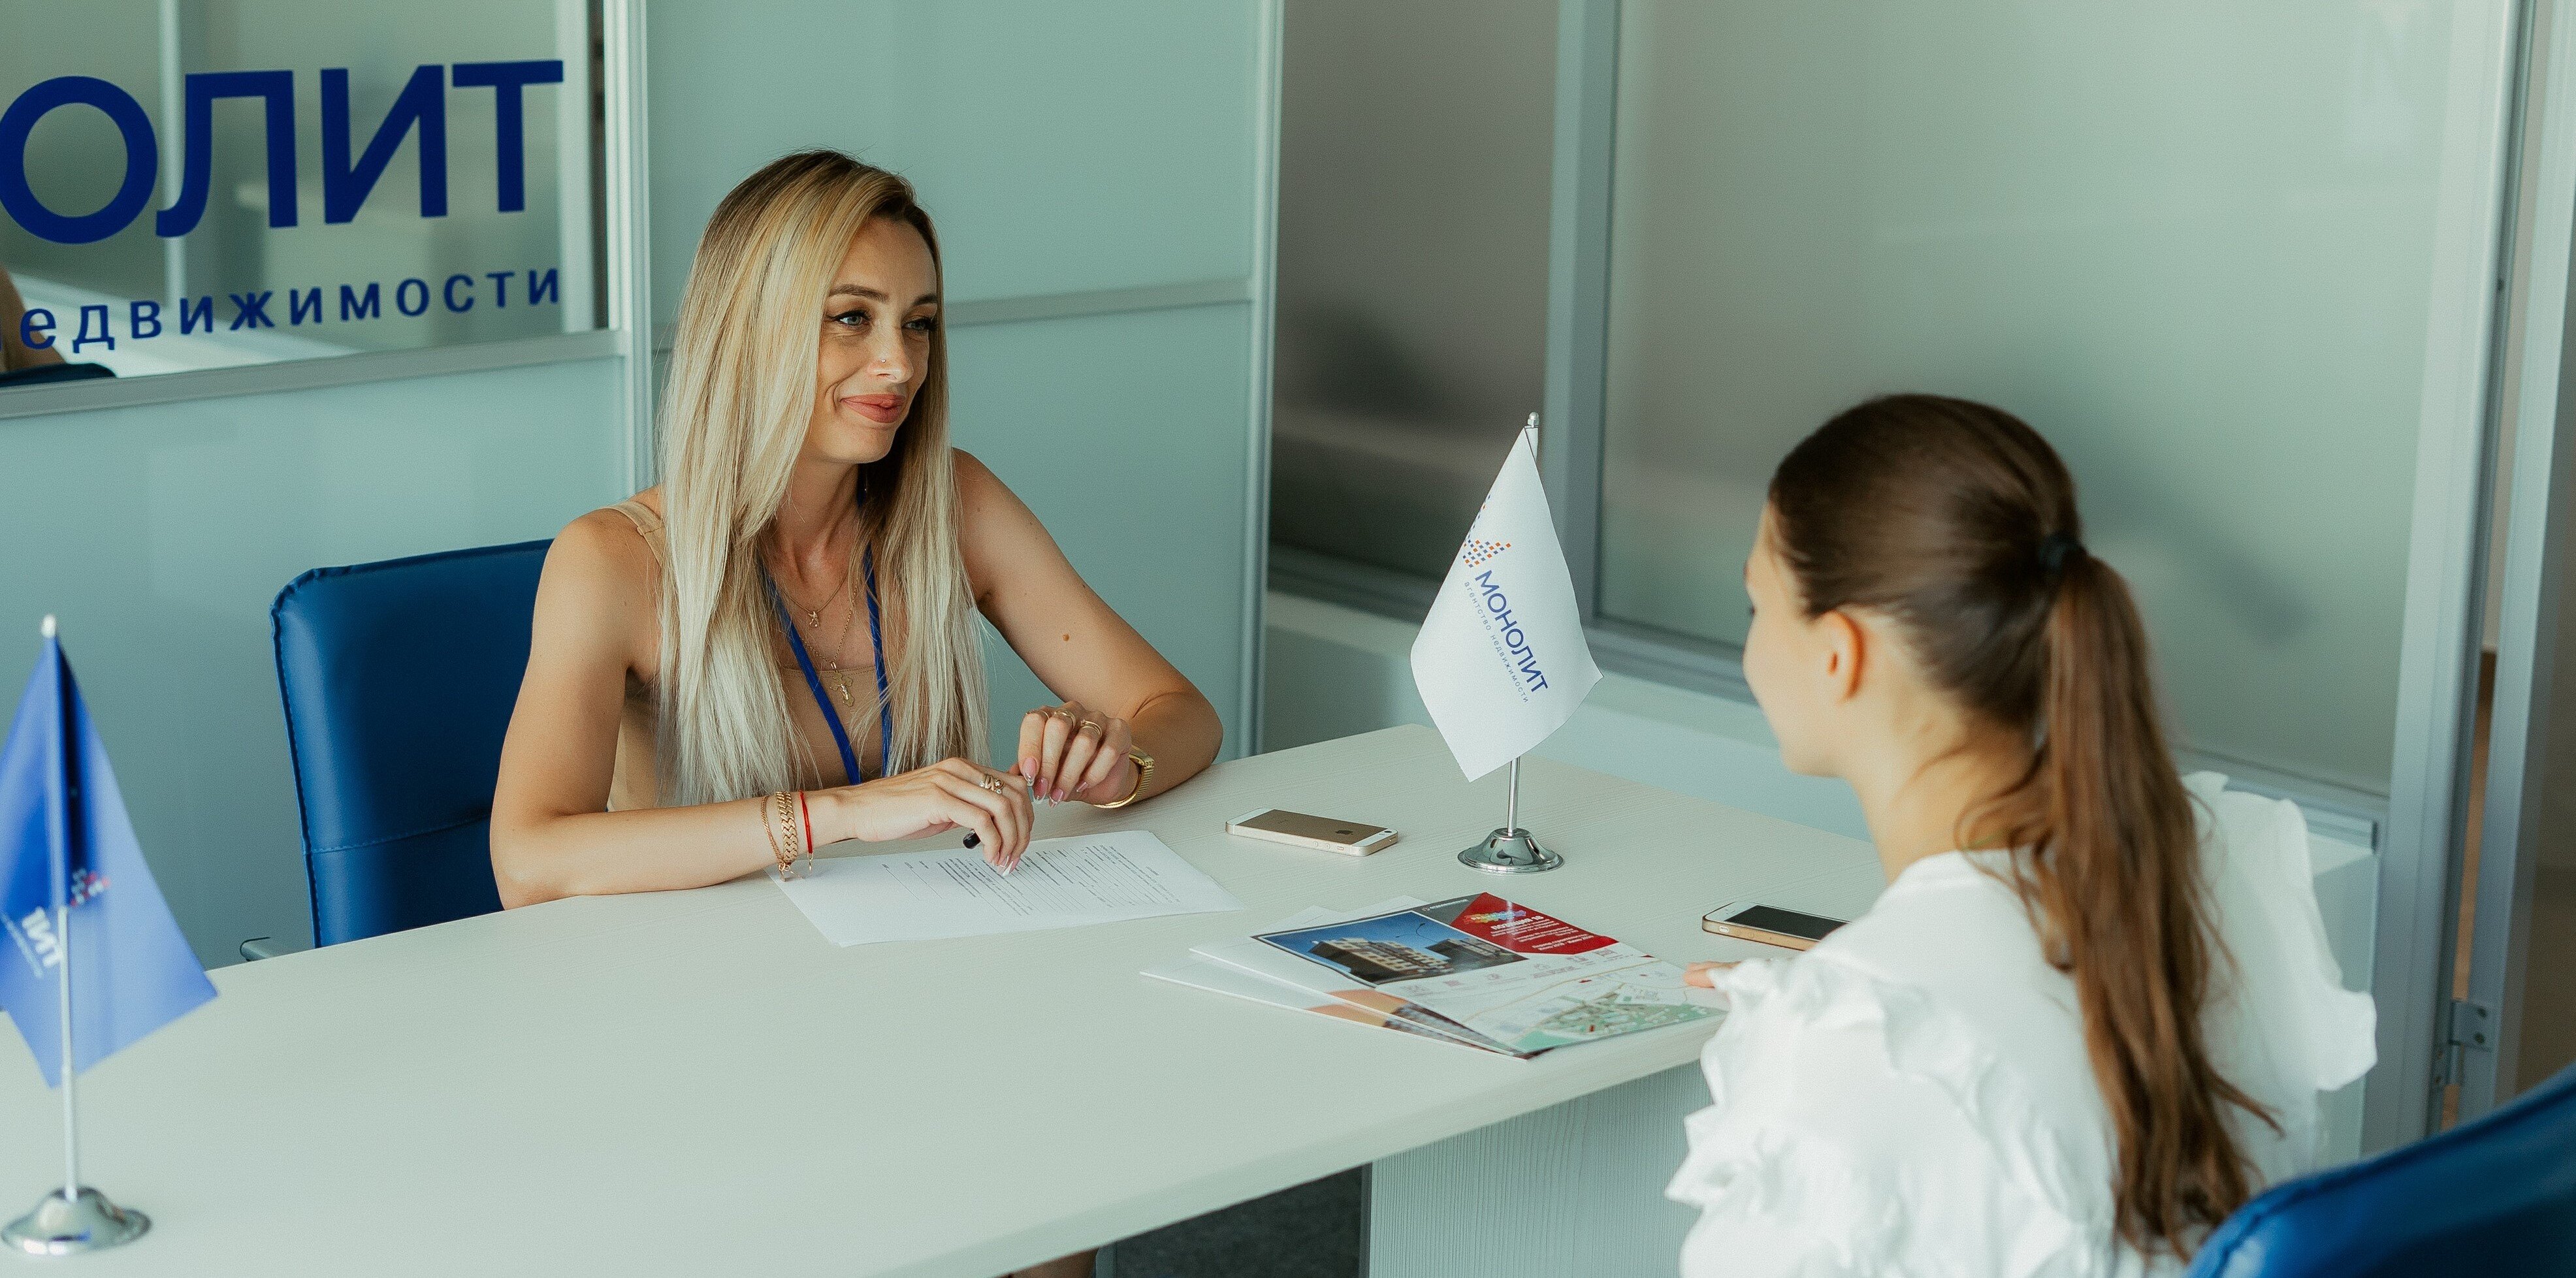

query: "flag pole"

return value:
[3, 616, 149, 1256]
[1458, 419, 1566, 875]
[57, 881, 74, 1213]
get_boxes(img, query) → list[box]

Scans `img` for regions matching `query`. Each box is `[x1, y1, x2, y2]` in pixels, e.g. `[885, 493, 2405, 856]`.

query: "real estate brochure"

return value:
[1190, 908, 1528, 1056]
[1142, 901, 1500, 1053]
[1236, 893, 1723, 1055]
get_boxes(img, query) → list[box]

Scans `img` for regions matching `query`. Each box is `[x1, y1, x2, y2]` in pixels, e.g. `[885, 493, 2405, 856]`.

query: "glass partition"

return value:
[0, 0, 601, 385]
[1268, 0, 1557, 580]
[1597, 0, 2473, 795]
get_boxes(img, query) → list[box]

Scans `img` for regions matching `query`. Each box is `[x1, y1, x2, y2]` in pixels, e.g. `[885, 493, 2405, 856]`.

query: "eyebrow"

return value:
[826, 284, 940, 308]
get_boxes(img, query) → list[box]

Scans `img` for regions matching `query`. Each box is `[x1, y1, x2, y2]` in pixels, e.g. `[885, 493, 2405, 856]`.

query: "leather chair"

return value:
[272, 539, 551, 946]
[2187, 1061, 2576, 1275]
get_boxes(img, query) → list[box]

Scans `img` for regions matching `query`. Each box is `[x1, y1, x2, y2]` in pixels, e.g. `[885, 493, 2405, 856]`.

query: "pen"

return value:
[963, 831, 1012, 875]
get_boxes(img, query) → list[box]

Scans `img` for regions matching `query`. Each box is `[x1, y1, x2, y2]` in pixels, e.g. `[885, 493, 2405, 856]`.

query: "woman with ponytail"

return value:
[1666, 395, 2375, 1275]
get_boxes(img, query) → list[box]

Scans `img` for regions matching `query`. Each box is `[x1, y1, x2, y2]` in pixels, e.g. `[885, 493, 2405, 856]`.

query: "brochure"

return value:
[1142, 900, 1498, 1053]
[1227, 893, 1722, 1055]
[1191, 909, 1526, 1055]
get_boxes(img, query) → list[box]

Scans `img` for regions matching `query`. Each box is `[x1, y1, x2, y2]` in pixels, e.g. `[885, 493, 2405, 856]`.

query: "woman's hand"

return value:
[1682, 961, 1737, 989]
[1017, 699, 1138, 806]
[816, 758, 1034, 871]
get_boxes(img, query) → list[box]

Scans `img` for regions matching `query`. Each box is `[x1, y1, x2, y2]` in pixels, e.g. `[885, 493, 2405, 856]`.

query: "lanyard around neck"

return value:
[765, 504, 894, 785]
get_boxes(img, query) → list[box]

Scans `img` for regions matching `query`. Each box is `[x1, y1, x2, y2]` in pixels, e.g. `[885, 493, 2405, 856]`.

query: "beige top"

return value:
[602, 499, 885, 810]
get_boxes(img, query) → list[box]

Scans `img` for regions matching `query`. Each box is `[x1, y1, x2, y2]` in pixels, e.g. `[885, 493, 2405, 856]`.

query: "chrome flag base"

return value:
[3, 1187, 150, 1255]
[1458, 827, 1563, 874]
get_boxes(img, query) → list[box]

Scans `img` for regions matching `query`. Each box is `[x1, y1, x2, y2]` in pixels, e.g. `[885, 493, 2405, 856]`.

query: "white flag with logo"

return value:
[1410, 428, 1601, 780]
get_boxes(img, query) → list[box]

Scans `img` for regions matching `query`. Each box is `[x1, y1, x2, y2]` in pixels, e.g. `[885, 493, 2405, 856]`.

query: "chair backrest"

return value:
[271, 540, 551, 946]
[2187, 1061, 2576, 1277]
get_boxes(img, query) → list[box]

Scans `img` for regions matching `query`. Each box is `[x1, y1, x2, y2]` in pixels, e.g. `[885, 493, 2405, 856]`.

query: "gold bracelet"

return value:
[1093, 749, 1154, 809]
[767, 791, 798, 876]
[759, 791, 782, 867]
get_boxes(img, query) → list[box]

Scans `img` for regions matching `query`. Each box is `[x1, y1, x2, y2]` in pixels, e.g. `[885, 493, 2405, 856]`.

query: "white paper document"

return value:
[771, 829, 1242, 946]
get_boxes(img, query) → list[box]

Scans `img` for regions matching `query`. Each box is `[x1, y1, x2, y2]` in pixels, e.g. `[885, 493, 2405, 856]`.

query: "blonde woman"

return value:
[491, 150, 1223, 919]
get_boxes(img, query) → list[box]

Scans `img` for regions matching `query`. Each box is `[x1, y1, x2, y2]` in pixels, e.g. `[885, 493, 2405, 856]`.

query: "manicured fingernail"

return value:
[1020, 758, 1037, 779]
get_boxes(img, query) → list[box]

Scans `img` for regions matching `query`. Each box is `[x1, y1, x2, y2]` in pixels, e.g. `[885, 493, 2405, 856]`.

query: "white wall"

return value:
[647, 0, 1278, 759]
[1265, 589, 2379, 1160]
[0, 357, 634, 966]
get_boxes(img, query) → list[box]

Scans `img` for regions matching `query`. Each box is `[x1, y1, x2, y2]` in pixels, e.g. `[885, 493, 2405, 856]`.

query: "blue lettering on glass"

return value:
[71, 306, 114, 353]
[0, 77, 158, 245]
[228, 291, 276, 330]
[449, 61, 564, 214]
[1, 63, 562, 244]
[158, 70, 298, 238]
[1472, 569, 1551, 693]
[321, 65, 447, 225]
[485, 270, 513, 308]
[5, 270, 555, 357]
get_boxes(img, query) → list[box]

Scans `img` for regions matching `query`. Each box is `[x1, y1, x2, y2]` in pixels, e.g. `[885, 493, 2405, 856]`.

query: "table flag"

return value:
[0, 626, 214, 1087]
[1409, 425, 1600, 780]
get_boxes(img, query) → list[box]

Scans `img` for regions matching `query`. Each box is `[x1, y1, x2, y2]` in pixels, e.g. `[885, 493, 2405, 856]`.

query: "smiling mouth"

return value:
[844, 394, 905, 422]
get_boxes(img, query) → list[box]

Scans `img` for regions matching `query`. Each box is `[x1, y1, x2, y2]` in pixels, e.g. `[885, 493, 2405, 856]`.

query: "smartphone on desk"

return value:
[1702, 902, 1846, 951]
[1226, 808, 1398, 855]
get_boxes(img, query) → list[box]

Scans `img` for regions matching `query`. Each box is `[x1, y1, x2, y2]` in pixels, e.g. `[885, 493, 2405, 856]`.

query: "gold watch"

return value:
[1094, 748, 1155, 808]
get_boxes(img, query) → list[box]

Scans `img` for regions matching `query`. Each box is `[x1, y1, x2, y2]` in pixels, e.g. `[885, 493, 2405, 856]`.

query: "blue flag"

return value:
[0, 628, 214, 1087]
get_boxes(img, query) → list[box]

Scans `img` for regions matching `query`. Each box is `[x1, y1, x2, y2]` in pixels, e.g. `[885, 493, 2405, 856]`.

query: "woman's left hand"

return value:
[1018, 699, 1137, 805]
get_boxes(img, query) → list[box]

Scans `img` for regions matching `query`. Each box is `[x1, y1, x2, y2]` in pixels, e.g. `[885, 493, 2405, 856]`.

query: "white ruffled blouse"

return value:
[1667, 774, 2377, 1277]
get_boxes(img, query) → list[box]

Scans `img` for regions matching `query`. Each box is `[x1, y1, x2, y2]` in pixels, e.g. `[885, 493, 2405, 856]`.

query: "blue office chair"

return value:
[2186, 1061, 2576, 1276]
[272, 539, 551, 946]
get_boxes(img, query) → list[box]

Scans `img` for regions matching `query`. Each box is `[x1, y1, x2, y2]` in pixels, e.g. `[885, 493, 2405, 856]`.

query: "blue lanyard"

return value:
[765, 532, 893, 785]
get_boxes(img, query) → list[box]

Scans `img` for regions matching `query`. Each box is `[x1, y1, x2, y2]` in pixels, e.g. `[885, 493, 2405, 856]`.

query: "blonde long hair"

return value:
[654, 151, 987, 806]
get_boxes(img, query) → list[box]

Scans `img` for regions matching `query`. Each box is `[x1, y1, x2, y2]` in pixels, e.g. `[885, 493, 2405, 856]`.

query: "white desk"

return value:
[0, 726, 1884, 1276]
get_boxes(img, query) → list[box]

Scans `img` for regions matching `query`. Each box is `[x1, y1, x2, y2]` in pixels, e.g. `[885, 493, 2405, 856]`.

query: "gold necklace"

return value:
[788, 597, 863, 712]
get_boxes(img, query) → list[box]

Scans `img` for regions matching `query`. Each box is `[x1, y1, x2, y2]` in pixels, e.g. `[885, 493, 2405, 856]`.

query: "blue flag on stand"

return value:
[0, 623, 214, 1087]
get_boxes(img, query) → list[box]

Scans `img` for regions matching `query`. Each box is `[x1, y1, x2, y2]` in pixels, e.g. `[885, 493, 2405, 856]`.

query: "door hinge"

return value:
[2438, 998, 2495, 1087]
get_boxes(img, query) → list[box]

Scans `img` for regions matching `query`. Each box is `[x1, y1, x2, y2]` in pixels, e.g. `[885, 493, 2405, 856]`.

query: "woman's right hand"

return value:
[1682, 961, 1736, 989]
[816, 758, 1034, 870]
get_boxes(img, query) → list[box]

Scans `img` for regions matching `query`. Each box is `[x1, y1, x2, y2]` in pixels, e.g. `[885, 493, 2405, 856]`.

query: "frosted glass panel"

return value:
[1268, 0, 1556, 579]
[950, 305, 1258, 763]
[648, 0, 1264, 319]
[1600, 1, 2487, 793]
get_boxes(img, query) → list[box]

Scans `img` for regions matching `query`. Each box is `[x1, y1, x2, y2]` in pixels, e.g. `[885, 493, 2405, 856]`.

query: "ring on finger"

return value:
[1076, 719, 1103, 735]
[1045, 707, 1078, 723]
[976, 774, 1008, 796]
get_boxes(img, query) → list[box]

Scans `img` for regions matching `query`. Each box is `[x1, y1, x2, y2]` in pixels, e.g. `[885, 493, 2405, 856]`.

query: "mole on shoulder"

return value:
[1061, 633, 1071, 642]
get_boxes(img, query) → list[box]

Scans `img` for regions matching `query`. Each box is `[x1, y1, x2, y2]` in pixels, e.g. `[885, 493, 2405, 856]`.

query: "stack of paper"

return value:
[1146, 893, 1724, 1056]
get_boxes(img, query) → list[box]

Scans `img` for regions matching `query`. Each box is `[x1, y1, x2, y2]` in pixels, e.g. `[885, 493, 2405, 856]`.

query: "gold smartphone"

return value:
[1225, 808, 1399, 855]
[1701, 901, 1846, 951]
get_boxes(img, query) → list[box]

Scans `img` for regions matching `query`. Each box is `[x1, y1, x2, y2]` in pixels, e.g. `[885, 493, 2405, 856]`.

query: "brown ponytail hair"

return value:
[1766, 394, 2273, 1258]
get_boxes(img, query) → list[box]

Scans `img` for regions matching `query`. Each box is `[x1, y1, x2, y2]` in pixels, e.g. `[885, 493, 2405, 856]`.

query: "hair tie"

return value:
[2037, 532, 2084, 578]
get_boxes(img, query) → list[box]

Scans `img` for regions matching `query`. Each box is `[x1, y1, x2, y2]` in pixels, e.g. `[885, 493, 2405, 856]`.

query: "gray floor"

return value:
[1106, 1169, 1365, 1278]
